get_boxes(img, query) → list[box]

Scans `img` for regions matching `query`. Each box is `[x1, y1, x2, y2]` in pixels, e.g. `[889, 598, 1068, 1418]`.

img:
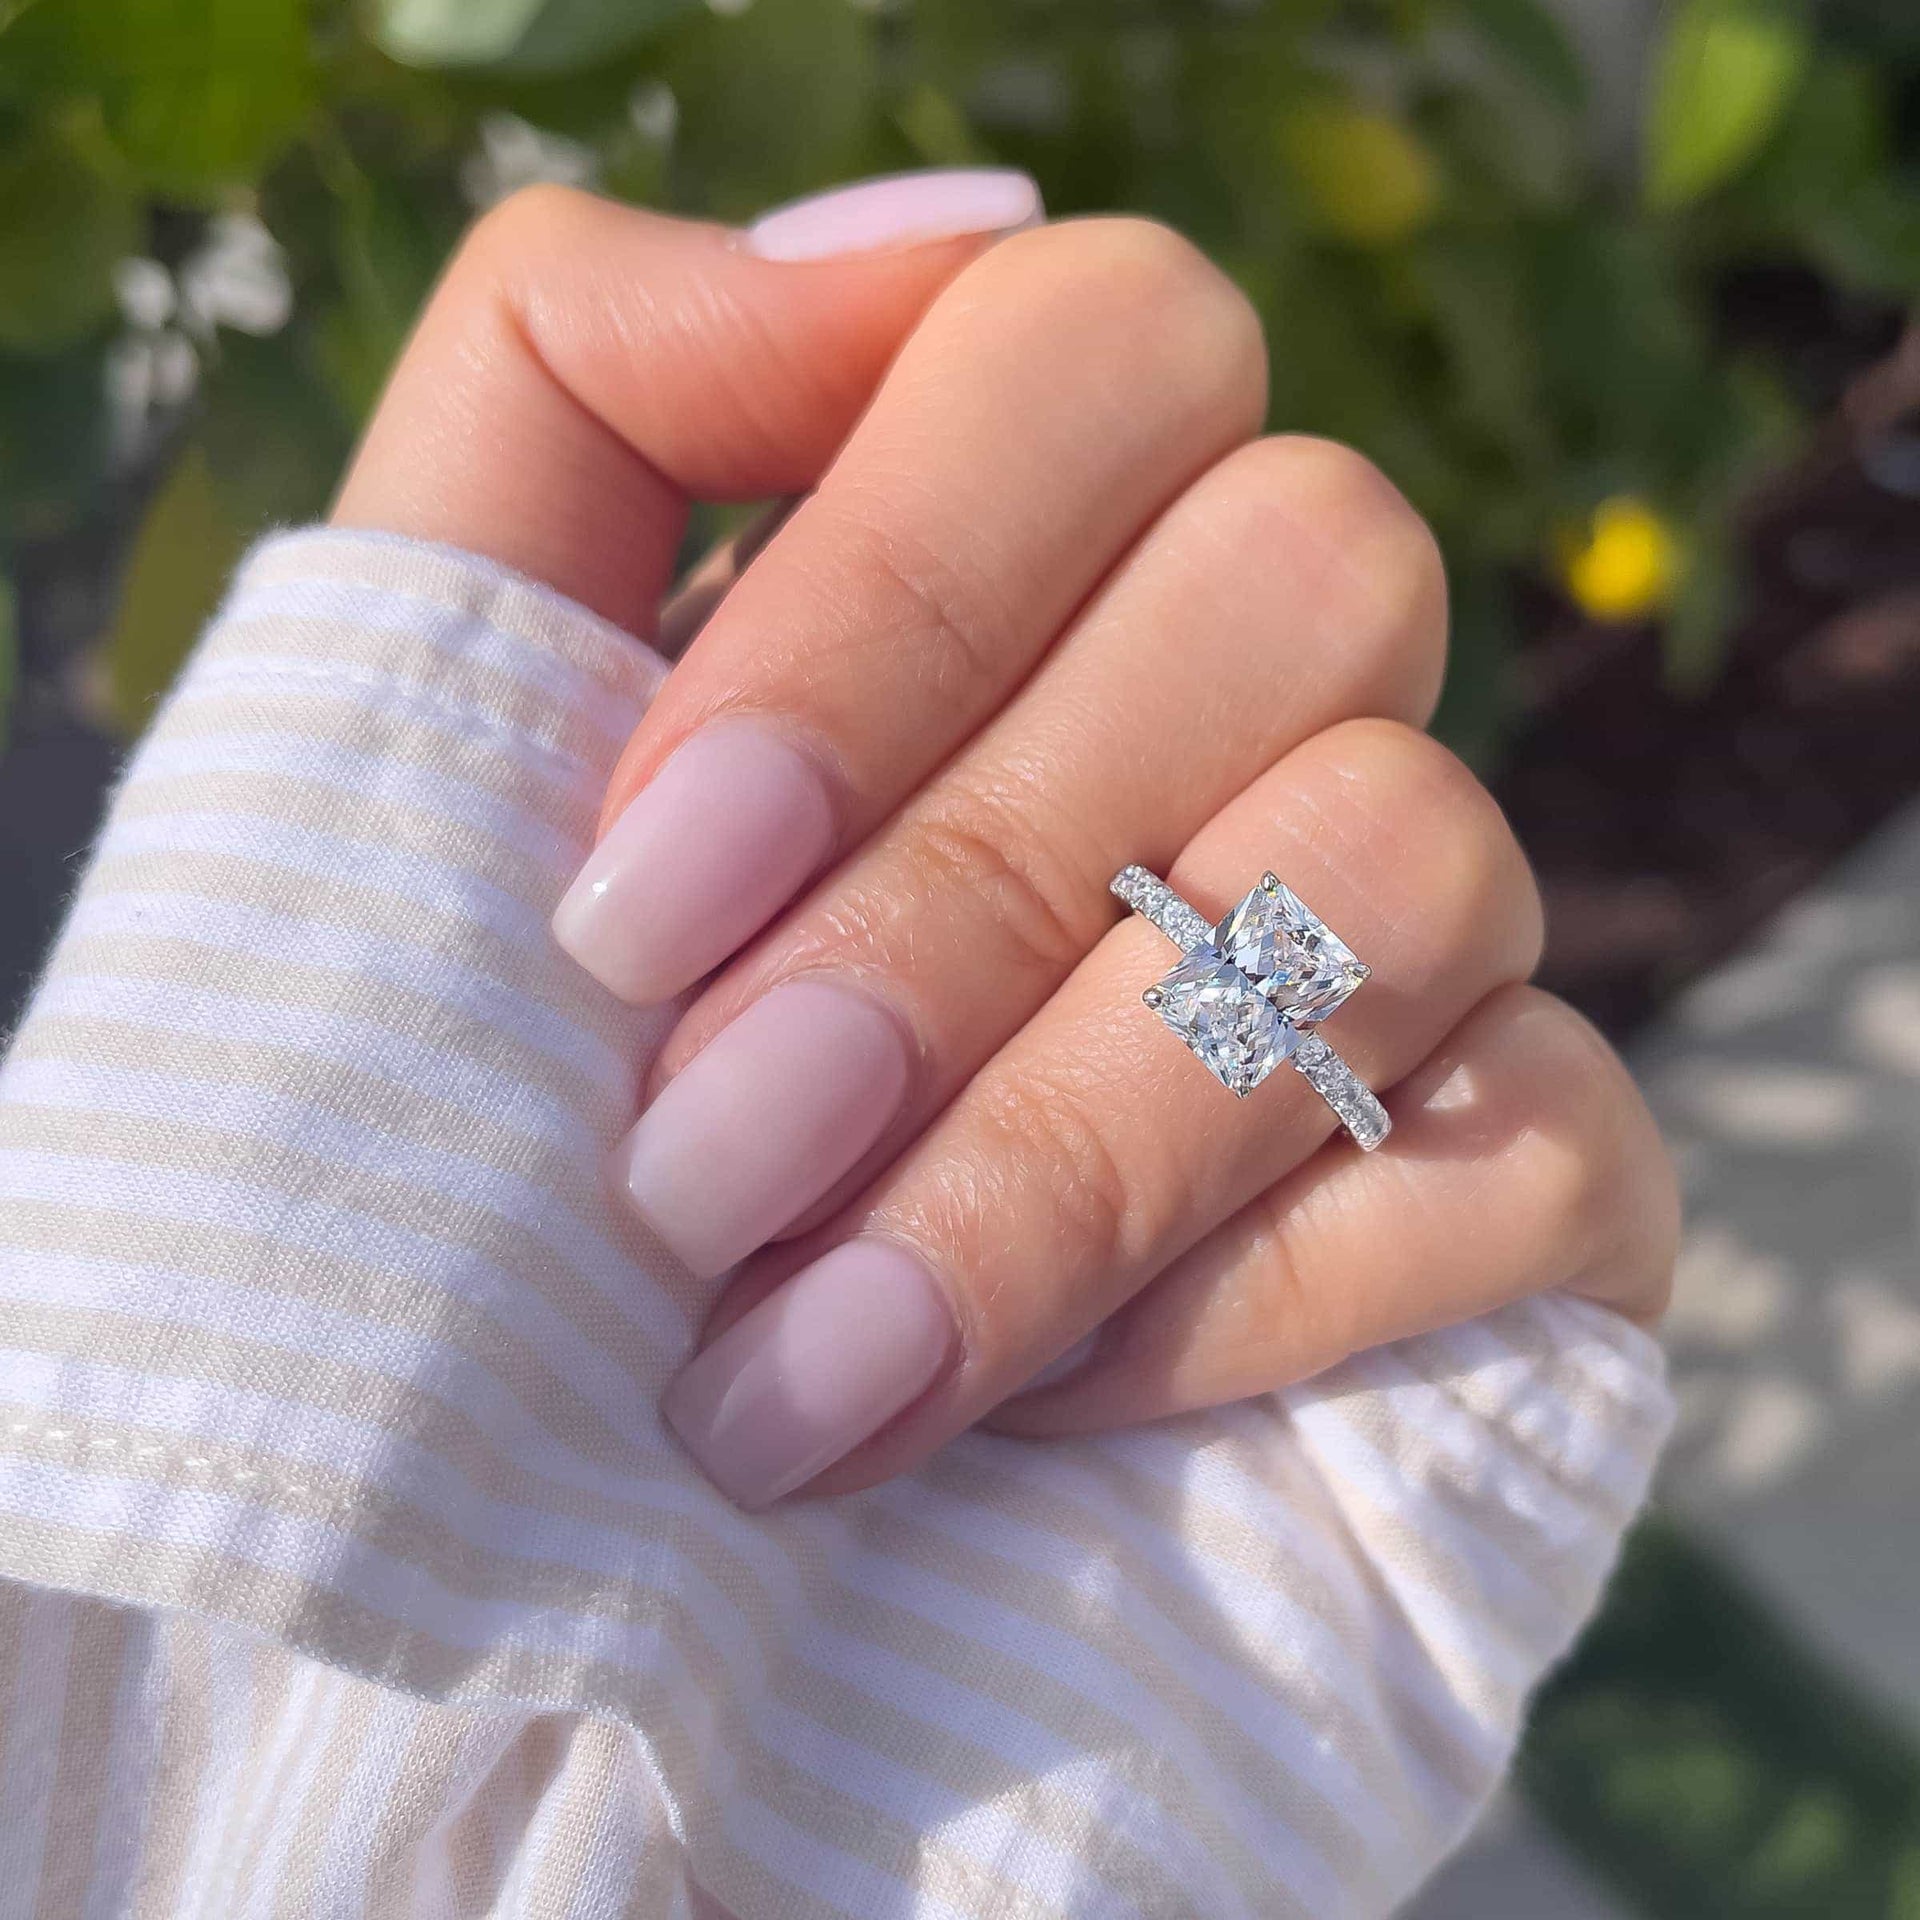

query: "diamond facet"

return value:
[1150, 944, 1300, 1097]
[1216, 880, 1366, 1025]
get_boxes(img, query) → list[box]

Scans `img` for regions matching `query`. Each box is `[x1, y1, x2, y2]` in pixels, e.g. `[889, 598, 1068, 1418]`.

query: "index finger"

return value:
[332, 176, 1040, 634]
[554, 218, 1268, 1006]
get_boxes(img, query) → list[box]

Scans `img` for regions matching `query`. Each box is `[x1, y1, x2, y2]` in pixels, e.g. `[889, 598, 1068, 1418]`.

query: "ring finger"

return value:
[994, 982, 1679, 1437]
[662, 717, 1544, 1504]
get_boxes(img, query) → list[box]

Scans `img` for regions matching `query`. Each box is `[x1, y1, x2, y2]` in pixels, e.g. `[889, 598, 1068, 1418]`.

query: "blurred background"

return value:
[1, 0, 1918, 1912]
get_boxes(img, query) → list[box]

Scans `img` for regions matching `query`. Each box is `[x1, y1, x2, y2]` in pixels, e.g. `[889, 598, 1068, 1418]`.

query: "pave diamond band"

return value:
[1110, 866, 1214, 953]
[1111, 864, 1391, 1150]
[1290, 1032, 1392, 1151]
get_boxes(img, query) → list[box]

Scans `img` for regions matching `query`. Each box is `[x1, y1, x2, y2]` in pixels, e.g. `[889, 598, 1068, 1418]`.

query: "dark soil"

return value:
[1498, 317, 1920, 1039]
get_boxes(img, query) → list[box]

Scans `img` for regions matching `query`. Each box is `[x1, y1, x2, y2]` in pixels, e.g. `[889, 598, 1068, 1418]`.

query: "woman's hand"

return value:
[335, 172, 1677, 1510]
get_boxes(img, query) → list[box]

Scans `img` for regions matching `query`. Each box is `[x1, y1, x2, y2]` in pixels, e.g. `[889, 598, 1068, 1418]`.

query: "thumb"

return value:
[332, 172, 1041, 634]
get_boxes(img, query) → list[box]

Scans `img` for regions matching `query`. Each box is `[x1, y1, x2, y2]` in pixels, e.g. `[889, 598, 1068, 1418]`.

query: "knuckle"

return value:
[1003, 217, 1268, 423]
[1126, 225, 1267, 415]
[1506, 987, 1680, 1316]
[1327, 714, 1481, 834]
[815, 498, 1022, 709]
[1236, 1191, 1363, 1379]
[1322, 718, 1543, 972]
[1094, 217, 1256, 327]
[973, 1065, 1136, 1278]
[1195, 437, 1448, 720]
[908, 792, 1101, 987]
[457, 183, 584, 282]
[1282, 438, 1449, 712]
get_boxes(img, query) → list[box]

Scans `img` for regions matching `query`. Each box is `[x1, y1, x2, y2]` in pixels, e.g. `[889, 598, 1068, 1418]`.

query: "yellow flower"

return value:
[1279, 101, 1439, 247]
[1560, 496, 1683, 622]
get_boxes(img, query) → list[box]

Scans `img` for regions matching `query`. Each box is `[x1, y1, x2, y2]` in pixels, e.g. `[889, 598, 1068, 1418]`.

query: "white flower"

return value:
[113, 258, 176, 332]
[461, 113, 599, 210]
[178, 214, 293, 339]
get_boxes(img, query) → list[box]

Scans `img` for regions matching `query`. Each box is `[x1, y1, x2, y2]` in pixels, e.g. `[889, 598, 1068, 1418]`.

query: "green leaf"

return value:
[1522, 1518, 1920, 1916]
[0, 118, 136, 351]
[1644, 0, 1811, 211]
[200, 330, 352, 530]
[10, 0, 313, 199]
[1251, 243, 1470, 534]
[1430, 557, 1517, 770]
[371, 0, 689, 74]
[1739, 57, 1920, 291]
[661, 0, 876, 220]
[894, 82, 983, 170]
[0, 340, 109, 538]
[501, 0, 692, 73]
[105, 445, 248, 732]
[1418, 232, 1552, 482]
[1451, 0, 1588, 110]
[315, 162, 447, 424]
[1662, 517, 1737, 693]
[1524, 217, 1707, 482]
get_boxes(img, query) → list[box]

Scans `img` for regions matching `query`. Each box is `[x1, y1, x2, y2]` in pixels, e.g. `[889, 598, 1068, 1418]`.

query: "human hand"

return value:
[334, 171, 1677, 1511]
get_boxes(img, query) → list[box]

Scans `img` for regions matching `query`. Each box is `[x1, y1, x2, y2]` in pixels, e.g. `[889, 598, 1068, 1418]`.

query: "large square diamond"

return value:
[1149, 945, 1300, 1098]
[1216, 878, 1367, 1024]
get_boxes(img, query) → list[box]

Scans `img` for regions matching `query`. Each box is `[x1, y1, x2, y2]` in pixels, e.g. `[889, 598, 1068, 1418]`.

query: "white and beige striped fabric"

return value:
[0, 529, 1672, 1919]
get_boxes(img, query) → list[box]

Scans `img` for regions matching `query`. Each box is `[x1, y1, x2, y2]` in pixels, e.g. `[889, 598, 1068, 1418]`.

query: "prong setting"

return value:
[1111, 862, 1390, 1145]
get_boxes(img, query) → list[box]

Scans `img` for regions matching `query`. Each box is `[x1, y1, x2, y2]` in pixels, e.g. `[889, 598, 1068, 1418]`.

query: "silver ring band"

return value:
[1111, 865, 1391, 1151]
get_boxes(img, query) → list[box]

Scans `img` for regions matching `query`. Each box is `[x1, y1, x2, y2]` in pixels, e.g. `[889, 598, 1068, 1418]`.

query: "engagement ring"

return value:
[1111, 865, 1391, 1149]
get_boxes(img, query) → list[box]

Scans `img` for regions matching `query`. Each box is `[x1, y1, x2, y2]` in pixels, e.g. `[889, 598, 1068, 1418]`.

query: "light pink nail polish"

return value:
[551, 721, 834, 1006]
[745, 168, 1041, 262]
[611, 979, 912, 1278]
[1023, 1331, 1100, 1393]
[663, 1239, 955, 1508]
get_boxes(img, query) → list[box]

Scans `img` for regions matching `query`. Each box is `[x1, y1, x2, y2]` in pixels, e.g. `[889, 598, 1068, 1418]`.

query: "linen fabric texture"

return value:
[0, 530, 1672, 1919]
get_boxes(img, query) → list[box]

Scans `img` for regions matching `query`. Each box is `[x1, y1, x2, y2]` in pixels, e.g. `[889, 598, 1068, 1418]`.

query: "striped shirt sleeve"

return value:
[0, 528, 1673, 1919]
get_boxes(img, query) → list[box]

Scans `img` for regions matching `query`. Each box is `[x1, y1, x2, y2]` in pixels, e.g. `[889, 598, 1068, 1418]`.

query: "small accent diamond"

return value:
[1292, 1032, 1391, 1150]
[1110, 865, 1212, 954]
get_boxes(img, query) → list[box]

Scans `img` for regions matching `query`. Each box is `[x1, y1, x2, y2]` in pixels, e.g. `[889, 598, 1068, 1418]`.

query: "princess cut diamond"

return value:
[1145, 874, 1369, 1097]
[1117, 862, 1387, 1136]
[1147, 945, 1300, 1098]
[1217, 876, 1367, 1024]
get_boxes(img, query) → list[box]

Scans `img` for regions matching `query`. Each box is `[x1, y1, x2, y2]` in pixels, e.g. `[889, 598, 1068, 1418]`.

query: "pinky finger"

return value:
[991, 983, 1677, 1436]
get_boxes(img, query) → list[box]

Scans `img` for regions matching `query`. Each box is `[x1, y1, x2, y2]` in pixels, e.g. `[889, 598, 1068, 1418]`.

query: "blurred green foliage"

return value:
[0, 0, 1915, 750]
[1524, 1516, 1920, 1917]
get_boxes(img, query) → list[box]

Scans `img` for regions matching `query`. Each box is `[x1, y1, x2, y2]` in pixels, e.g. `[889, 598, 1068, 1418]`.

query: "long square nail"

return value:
[551, 720, 834, 1006]
[746, 168, 1041, 262]
[662, 1239, 955, 1508]
[610, 979, 911, 1278]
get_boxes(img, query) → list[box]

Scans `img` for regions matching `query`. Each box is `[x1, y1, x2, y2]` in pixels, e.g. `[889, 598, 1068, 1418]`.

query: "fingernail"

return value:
[552, 721, 834, 1006]
[1023, 1331, 1100, 1393]
[611, 979, 912, 1278]
[745, 168, 1041, 262]
[663, 1239, 955, 1508]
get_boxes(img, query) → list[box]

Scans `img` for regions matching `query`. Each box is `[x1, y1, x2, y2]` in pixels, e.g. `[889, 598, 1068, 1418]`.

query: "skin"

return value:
[335, 186, 1678, 1501]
